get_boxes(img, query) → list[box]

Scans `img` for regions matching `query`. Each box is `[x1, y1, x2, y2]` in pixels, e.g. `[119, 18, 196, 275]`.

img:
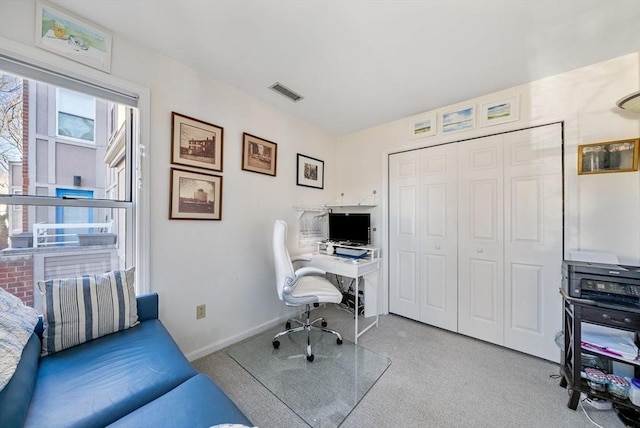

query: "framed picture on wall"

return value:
[441, 105, 475, 134]
[409, 113, 437, 139]
[578, 138, 640, 175]
[169, 168, 222, 220]
[296, 154, 324, 189]
[34, 1, 113, 73]
[242, 133, 277, 176]
[171, 112, 224, 172]
[479, 95, 520, 127]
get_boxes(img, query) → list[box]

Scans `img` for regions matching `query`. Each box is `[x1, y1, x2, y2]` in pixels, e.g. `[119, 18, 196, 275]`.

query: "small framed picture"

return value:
[296, 154, 324, 189]
[171, 112, 223, 172]
[169, 168, 222, 220]
[242, 133, 277, 176]
[479, 95, 520, 127]
[34, 1, 112, 72]
[578, 138, 640, 175]
[441, 105, 475, 134]
[409, 113, 437, 139]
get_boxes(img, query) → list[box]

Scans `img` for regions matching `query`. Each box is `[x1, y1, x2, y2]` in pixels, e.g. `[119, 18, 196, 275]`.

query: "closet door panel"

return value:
[503, 124, 562, 361]
[509, 263, 543, 331]
[389, 152, 420, 319]
[423, 253, 446, 309]
[458, 136, 504, 345]
[419, 145, 458, 331]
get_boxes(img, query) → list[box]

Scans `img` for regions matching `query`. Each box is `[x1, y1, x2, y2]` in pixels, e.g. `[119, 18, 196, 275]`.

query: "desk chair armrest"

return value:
[291, 255, 311, 263]
[294, 266, 326, 278]
[282, 266, 327, 305]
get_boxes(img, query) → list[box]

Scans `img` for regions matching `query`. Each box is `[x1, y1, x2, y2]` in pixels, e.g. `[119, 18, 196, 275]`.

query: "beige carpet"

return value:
[193, 305, 627, 428]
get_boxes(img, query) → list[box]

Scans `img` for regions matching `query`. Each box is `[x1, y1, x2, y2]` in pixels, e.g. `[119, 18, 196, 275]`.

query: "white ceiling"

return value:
[52, 0, 640, 136]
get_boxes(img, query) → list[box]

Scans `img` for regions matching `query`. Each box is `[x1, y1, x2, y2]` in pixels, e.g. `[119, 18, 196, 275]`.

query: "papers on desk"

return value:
[581, 323, 639, 363]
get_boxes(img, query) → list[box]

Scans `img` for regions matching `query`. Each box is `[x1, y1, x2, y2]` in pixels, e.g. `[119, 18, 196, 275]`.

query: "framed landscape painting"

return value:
[169, 168, 222, 220]
[479, 95, 520, 127]
[441, 105, 475, 134]
[242, 133, 277, 176]
[409, 113, 436, 139]
[171, 112, 223, 172]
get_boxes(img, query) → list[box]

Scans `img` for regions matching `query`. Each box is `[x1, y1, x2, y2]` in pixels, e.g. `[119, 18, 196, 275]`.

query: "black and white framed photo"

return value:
[242, 133, 277, 176]
[171, 112, 224, 172]
[169, 168, 222, 220]
[296, 154, 324, 189]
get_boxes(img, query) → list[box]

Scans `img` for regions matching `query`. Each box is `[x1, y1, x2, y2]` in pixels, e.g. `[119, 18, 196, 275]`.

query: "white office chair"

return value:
[272, 219, 343, 362]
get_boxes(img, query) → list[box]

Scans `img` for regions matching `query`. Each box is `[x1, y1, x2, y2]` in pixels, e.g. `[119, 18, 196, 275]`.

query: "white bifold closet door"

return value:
[503, 125, 563, 360]
[389, 124, 562, 361]
[389, 143, 459, 332]
[457, 134, 505, 345]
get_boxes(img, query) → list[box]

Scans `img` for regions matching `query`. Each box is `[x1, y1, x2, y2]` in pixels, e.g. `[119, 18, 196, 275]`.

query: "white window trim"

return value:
[0, 36, 151, 294]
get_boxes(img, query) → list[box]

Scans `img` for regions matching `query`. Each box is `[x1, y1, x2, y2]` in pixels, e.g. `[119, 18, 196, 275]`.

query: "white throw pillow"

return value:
[0, 288, 39, 391]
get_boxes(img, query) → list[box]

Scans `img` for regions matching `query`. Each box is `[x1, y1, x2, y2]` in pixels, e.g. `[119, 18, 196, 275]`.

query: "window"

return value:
[56, 87, 96, 142]
[0, 64, 140, 310]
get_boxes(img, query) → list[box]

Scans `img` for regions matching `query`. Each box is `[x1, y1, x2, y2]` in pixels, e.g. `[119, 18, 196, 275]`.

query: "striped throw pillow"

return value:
[39, 267, 138, 356]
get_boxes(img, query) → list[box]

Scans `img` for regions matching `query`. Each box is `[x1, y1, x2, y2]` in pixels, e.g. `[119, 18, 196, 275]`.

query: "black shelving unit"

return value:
[560, 290, 640, 411]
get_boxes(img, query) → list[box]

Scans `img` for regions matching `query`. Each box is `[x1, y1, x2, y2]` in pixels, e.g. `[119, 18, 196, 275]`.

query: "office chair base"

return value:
[272, 304, 342, 362]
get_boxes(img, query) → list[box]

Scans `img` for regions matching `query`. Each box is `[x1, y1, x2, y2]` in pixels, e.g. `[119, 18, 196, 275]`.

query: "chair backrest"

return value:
[273, 220, 295, 300]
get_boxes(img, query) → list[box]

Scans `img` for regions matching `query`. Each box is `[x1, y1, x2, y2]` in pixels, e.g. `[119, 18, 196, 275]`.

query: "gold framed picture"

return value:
[578, 138, 639, 175]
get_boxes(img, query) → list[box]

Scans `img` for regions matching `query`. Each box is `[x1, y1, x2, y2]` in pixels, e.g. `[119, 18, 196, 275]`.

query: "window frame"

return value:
[0, 38, 151, 295]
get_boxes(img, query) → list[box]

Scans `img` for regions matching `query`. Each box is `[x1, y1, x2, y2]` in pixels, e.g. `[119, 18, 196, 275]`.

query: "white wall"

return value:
[336, 53, 640, 311]
[2, 0, 640, 358]
[0, 0, 337, 359]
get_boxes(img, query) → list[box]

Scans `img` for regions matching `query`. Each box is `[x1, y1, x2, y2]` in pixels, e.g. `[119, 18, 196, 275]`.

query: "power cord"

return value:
[554, 375, 606, 428]
[579, 399, 605, 428]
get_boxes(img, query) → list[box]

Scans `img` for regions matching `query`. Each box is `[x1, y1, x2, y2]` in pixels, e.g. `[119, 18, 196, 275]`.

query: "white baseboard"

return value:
[186, 312, 299, 362]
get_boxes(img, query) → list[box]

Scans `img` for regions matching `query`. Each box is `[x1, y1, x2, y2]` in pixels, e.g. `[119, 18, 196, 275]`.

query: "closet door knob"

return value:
[477, 248, 484, 253]
[435, 245, 441, 250]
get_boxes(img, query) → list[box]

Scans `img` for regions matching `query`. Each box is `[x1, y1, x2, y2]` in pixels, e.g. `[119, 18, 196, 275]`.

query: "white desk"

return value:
[303, 252, 380, 344]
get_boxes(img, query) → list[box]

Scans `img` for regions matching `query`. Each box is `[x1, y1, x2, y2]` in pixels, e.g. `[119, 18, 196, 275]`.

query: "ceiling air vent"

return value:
[269, 82, 304, 102]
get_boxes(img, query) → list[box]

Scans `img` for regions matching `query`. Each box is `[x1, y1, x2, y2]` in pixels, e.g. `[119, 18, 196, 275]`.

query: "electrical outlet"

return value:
[196, 304, 206, 319]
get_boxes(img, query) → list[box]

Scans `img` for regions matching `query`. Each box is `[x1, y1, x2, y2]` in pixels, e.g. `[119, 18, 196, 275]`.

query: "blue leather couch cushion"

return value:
[0, 333, 41, 427]
[24, 319, 197, 428]
[107, 374, 253, 428]
[136, 292, 159, 322]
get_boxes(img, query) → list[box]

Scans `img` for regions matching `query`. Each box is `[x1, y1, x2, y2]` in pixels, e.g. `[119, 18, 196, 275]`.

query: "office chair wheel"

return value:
[321, 320, 327, 327]
[285, 321, 291, 329]
[272, 340, 280, 349]
[337, 338, 343, 345]
[307, 354, 314, 362]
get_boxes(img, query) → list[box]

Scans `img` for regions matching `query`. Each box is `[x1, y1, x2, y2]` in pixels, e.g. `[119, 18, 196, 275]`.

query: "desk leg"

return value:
[353, 274, 379, 345]
[354, 276, 359, 344]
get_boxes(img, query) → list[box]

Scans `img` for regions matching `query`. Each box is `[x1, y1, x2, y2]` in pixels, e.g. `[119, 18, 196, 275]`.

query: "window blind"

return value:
[0, 54, 138, 107]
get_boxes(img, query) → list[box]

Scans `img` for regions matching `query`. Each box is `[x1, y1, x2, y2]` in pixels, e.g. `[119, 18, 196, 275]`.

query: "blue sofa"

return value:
[1, 293, 252, 428]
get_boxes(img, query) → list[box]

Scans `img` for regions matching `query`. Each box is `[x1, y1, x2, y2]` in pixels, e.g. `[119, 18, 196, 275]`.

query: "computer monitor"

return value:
[328, 213, 370, 245]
